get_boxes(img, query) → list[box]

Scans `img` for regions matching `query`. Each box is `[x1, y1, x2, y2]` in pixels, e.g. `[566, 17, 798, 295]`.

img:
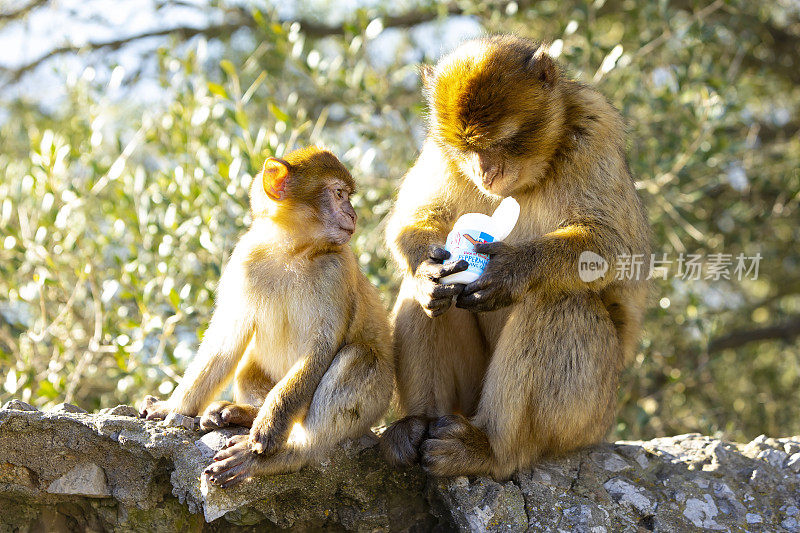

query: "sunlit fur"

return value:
[142, 147, 392, 483]
[424, 35, 564, 197]
[383, 35, 650, 479]
[252, 147, 357, 252]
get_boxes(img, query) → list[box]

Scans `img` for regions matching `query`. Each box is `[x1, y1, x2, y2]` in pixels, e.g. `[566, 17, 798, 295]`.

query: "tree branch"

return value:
[0, 1, 484, 84]
[0, 0, 48, 22]
[0, 21, 248, 83]
[708, 315, 800, 353]
[297, 2, 466, 37]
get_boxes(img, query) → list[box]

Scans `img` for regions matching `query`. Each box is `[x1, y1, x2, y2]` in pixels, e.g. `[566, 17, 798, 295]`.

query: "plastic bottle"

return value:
[440, 197, 521, 285]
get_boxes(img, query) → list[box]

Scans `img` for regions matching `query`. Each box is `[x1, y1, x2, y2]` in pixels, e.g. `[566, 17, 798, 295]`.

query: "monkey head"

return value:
[424, 35, 566, 197]
[251, 146, 357, 246]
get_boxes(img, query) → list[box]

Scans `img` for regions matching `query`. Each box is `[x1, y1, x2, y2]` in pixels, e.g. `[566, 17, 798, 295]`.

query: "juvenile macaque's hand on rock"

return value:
[414, 245, 468, 318]
[456, 241, 527, 313]
[139, 395, 173, 421]
[200, 401, 258, 431]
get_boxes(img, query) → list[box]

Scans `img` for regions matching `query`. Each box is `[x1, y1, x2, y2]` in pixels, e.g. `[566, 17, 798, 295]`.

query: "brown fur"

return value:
[140, 147, 393, 486]
[382, 35, 649, 479]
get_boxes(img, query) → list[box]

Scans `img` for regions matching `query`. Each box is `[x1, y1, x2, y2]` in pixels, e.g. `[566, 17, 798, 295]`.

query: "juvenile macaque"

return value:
[140, 147, 393, 487]
[382, 35, 650, 478]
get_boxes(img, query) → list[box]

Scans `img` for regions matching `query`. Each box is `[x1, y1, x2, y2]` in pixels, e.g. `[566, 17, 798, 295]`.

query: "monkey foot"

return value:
[203, 435, 257, 488]
[380, 415, 429, 466]
[200, 401, 257, 432]
[421, 414, 492, 477]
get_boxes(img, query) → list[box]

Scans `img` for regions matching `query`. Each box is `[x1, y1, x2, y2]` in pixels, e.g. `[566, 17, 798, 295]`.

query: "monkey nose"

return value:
[346, 207, 357, 225]
[477, 155, 501, 188]
[482, 167, 499, 187]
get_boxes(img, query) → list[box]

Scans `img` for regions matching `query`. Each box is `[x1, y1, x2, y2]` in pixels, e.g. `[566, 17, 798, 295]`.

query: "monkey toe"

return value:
[200, 413, 225, 432]
[420, 421, 492, 477]
[420, 438, 471, 477]
[205, 455, 253, 488]
[225, 434, 247, 448]
[222, 404, 257, 427]
[199, 401, 234, 431]
[205, 440, 257, 488]
[213, 438, 247, 461]
[141, 398, 172, 421]
[138, 395, 155, 417]
[249, 425, 285, 456]
[428, 414, 471, 439]
[380, 415, 429, 466]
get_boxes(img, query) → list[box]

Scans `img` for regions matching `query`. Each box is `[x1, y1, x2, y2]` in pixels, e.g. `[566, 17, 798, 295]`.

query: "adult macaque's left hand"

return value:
[456, 241, 528, 313]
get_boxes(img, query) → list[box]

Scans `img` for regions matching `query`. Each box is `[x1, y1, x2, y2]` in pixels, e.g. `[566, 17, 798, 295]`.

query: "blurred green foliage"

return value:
[1, 0, 799, 442]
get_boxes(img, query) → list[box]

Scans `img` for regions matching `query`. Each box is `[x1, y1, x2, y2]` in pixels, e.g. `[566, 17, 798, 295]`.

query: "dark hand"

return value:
[456, 241, 527, 313]
[414, 245, 468, 317]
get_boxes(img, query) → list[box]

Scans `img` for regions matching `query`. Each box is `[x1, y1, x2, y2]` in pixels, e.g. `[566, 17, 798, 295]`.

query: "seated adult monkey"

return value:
[140, 147, 393, 487]
[382, 35, 650, 479]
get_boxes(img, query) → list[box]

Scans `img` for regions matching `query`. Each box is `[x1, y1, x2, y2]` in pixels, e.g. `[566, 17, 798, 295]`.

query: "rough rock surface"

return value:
[0, 403, 798, 532]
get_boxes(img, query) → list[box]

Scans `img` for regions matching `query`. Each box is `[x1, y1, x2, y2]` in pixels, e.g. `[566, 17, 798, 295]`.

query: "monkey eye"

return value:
[335, 188, 345, 199]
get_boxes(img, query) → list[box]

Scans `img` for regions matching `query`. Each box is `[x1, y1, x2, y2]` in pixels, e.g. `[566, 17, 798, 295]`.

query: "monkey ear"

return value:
[419, 64, 435, 88]
[529, 45, 558, 87]
[262, 158, 291, 201]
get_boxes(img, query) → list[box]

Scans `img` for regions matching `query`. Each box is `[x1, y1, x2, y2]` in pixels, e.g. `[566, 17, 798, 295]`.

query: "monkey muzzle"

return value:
[477, 154, 503, 189]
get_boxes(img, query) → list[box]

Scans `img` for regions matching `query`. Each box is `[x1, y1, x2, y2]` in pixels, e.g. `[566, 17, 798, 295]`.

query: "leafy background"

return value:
[1, 0, 798, 442]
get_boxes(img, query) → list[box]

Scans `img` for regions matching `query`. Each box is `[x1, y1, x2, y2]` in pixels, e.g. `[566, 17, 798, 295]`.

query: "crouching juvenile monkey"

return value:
[381, 35, 650, 479]
[140, 147, 393, 487]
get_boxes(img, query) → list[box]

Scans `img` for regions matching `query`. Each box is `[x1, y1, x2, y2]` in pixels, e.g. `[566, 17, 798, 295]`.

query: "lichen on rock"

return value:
[0, 403, 798, 532]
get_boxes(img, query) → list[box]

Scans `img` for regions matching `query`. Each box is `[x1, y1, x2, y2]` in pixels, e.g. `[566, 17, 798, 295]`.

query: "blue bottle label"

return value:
[445, 229, 494, 278]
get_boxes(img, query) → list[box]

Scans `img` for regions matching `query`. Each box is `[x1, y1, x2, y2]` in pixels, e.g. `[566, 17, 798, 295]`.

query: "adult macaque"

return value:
[140, 147, 393, 487]
[382, 35, 650, 478]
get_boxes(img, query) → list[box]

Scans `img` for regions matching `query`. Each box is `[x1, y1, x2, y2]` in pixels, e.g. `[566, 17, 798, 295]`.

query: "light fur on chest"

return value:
[247, 259, 331, 382]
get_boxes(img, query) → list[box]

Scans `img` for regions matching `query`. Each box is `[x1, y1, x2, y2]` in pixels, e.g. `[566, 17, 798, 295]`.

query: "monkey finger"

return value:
[455, 291, 489, 311]
[144, 408, 168, 421]
[463, 302, 495, 314]
[380, 415, 429, 466]
[430, 283, 464, 299]
[142, 395, 158, 406]
[427, 299, 453, 317]
[138, 395, 158, 417]
[416, 260, 441, 281]
[200, 412, 224, 432]
[225, 434, 248, 448]
[473, 241, 508, 255]
[434, 260, 469, 280]
[461, 278, 491, 295]
[427, 245, 450, 262]
[420, 438, 467, 477]
[430, 308, 448, 318]
[205, 452, 252, 486]
[465, 302, 495, 314]
[217, 471, 249, 489]
[214, 439, 248, 461]
[428, 414, 471, 439]
[212, 447, 235, 462]
[422, 297, 449, 310]
[250, 430, 283, 456]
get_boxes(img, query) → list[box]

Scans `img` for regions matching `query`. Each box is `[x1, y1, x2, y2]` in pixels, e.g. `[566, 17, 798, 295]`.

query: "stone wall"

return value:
[1, 400, 798, 532]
